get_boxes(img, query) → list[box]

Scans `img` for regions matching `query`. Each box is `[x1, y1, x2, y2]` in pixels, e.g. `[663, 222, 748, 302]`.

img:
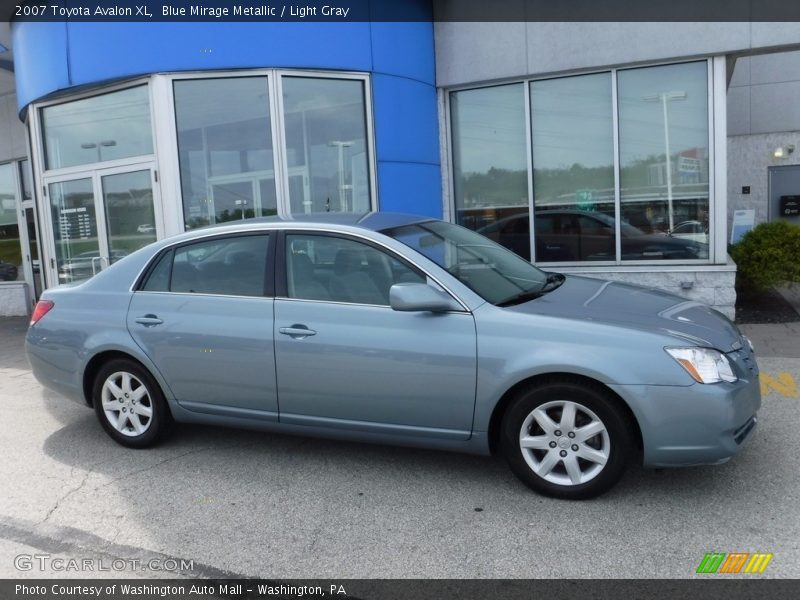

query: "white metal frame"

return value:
[443, 57, 722, 267]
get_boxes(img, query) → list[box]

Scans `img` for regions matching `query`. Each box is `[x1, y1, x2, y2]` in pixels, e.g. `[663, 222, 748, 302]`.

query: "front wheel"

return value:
[92, 359, 172, 448]
[500, 379, 631, 499]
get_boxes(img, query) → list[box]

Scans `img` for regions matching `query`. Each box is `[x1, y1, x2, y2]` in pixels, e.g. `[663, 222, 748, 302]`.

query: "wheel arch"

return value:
[82, 350, 167, 408]
[486, 372, 643, 456]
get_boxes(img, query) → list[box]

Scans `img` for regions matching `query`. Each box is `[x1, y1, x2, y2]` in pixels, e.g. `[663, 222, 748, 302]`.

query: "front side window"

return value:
[143, 235, 270, 297]
[285, 234, 424, 305]
[41, 86, 153, 170]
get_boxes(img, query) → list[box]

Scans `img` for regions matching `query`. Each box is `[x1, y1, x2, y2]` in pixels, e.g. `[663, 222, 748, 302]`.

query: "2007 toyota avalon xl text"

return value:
[25, 213, 760, 499]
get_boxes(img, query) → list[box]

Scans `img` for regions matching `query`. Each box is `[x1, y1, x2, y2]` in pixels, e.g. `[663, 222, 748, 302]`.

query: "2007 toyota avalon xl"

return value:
[25, 213, 760, 499]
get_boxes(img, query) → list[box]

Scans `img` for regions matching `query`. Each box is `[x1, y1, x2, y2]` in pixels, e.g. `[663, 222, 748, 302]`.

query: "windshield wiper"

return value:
[496, 289, 544, 307]
[496, 273, 565, 307]
[540, 272, 565, 292]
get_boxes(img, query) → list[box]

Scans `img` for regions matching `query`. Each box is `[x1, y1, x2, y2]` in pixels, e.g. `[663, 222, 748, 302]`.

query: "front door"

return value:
[274, 232, 477, 439]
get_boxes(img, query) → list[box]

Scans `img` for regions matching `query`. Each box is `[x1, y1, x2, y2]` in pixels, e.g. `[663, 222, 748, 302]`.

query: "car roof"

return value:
[179, 211, 434, 237]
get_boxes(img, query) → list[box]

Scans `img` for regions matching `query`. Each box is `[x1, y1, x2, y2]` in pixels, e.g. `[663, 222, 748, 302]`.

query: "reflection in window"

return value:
[531, 74, 615, 261]
[450, 84, 528, 239]
[42, 86, 153, 170]
[0, 163, 22, 281]
[618, 62, 709, 260]
[282, 77, 370, 214]
[174, 77, 277, 229]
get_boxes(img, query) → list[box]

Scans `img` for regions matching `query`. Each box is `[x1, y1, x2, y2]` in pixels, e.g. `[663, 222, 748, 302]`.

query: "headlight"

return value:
[665, 347, 737, 384]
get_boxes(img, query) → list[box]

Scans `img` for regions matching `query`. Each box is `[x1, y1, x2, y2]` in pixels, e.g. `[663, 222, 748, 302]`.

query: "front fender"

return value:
[471, 303, 694, 431]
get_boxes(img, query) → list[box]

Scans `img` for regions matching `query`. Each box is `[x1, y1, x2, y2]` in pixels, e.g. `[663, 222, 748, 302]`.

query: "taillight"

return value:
[30, 300, 54, 327]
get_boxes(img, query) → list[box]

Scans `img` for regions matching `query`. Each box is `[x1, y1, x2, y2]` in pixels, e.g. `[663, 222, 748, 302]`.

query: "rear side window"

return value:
[141, 235, 270, 297]
[142, 250, 173, 292]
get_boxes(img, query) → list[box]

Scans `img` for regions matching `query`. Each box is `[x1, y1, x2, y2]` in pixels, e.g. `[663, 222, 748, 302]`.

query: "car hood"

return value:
[509, 275, 742, 351]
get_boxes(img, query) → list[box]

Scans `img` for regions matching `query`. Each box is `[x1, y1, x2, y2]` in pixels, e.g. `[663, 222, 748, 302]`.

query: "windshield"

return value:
[382, 220, 549, 305]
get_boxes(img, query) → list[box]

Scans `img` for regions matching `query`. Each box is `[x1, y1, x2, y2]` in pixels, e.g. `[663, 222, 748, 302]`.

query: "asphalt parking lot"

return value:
[0, 316, 798, 579]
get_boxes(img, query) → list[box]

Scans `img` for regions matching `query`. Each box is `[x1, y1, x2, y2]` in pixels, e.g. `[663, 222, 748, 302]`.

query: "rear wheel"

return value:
[500, 379, 631, 499]
[92, 359, 171, 448]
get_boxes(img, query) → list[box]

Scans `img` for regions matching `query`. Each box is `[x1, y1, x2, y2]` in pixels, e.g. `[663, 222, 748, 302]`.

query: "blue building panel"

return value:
[370, 21, 435, 85]
[65, 22, 374, 89]
[372, 73, 439, 166]
[378, 162, 442, 218]
[11, 22, 70, 116]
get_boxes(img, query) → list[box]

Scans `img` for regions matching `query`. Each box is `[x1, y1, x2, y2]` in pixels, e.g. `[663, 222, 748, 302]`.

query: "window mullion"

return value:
[271, 71, 291, 219]
[611, 69, 622, 265]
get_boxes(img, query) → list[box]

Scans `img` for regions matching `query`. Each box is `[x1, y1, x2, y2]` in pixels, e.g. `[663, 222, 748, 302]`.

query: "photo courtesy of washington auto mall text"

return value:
[12, 582, 349, 598]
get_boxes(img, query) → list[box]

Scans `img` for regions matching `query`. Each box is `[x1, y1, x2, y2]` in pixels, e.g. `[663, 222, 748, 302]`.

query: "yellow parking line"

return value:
[759, 372, 798, 397]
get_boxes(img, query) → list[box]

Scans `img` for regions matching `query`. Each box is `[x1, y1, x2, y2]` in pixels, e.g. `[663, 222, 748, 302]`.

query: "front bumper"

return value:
[610, 371, 761, 468]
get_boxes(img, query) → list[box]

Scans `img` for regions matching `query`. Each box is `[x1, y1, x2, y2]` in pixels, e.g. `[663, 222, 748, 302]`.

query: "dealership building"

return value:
[2, 5, 800, 318]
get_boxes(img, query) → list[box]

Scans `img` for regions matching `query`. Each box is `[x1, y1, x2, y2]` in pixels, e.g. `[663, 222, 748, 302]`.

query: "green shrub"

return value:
[731, 220, 800, 292]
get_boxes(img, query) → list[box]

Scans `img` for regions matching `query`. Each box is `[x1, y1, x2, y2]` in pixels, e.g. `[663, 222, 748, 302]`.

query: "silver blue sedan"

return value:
[25, 213, 760, 499]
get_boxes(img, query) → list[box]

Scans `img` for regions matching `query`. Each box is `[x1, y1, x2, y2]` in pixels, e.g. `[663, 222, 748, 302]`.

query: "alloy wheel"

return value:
[518, 400, 610, 486]
[100, 371, 153, 437]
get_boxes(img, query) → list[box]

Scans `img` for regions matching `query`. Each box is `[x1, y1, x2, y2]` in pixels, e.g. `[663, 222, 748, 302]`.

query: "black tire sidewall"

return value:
[92, 358, 170, 448]
[500, 380, 631, 500]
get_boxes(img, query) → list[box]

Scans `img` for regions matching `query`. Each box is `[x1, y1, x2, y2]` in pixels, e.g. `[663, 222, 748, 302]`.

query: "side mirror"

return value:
[389, 283, 459, 313]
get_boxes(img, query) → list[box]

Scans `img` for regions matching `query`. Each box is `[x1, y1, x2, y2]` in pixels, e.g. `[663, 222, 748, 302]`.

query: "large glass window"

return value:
[282, 77, 371, 215]
[41, 86, 153, 170]
[531, 73, 615, 262]
[449, 61, 713, 264]
[450, 84, 528, 238]
[174, 74, 373, 229]
[174, 77, 276, 229]
[0, 163, 22, 282]
[618, 62, 710, 259]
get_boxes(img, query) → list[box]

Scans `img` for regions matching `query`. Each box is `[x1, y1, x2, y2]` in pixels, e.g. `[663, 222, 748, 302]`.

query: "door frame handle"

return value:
[279, 326, 317, 338]
[135, 315, 163, 327]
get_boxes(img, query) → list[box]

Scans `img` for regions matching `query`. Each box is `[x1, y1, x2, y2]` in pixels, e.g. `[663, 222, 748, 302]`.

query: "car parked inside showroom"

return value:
[478, 210, 709, 261]
[0, 259, 18, 281]
[26, 213, 759, 499]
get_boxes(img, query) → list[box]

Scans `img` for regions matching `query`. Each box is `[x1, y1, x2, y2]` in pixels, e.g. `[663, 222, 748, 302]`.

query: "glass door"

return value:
[48, 177, 103, 285]
[100, 168, 159, 263]
[44, 164, 160, 286]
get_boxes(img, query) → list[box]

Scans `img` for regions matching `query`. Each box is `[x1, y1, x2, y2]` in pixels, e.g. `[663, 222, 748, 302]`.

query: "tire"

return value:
[92, 358, 172, 448]
[500, 378, 631, 500]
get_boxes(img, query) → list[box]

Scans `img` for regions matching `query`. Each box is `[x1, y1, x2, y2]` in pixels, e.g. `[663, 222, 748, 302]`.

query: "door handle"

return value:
[279, 324, 317, 339]
[135, 314, 163, 327]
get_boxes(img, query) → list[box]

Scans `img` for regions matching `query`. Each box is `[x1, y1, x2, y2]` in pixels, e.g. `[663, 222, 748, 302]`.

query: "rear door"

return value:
[127, 233, 278, 419]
